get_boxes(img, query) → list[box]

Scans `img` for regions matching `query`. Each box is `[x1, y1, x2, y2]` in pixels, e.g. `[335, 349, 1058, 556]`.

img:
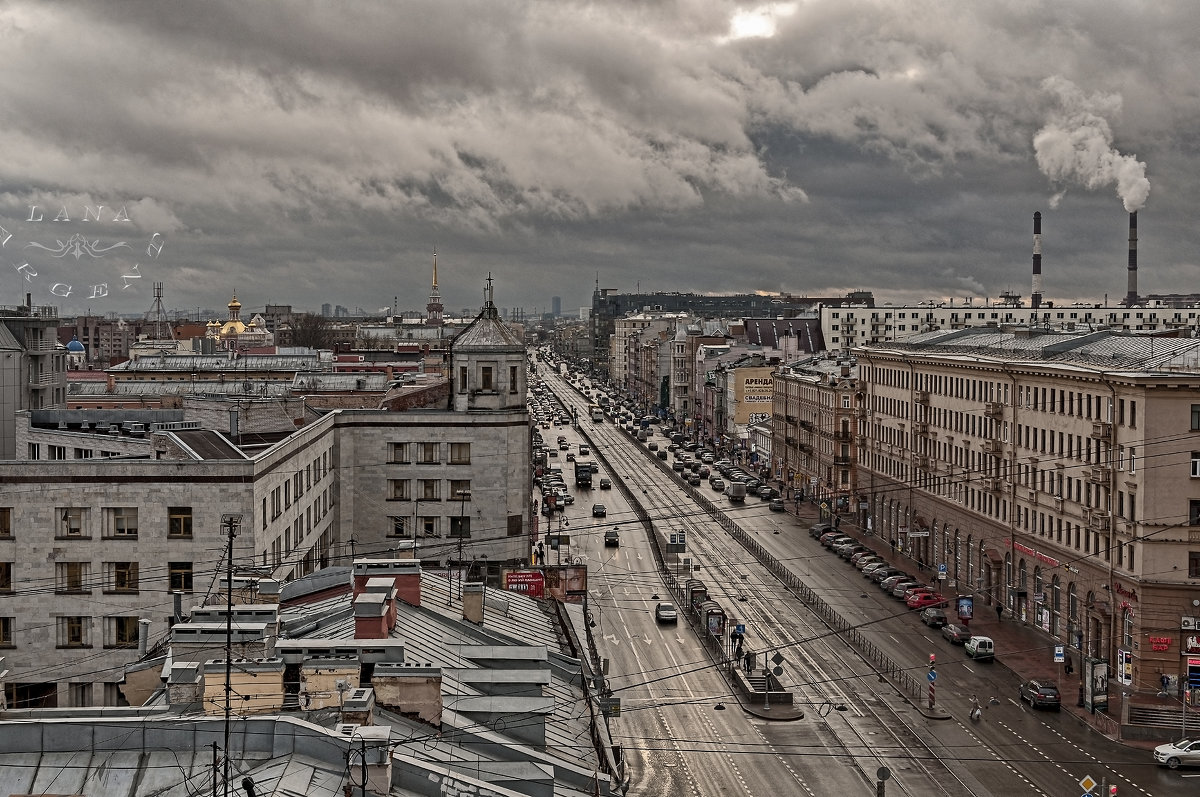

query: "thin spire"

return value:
[432, 247, 438, 289]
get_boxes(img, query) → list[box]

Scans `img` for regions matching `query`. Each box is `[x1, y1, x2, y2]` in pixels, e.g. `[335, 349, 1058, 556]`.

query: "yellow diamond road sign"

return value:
[1079, 775, 1097, 792]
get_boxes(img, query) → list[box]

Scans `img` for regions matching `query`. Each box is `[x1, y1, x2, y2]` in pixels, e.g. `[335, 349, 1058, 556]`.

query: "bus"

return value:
[590, 404, 605, 422]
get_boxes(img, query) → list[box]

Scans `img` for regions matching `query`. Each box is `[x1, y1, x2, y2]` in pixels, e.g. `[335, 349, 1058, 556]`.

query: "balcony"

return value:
[798, 442, 813, 454]
[980, 477, 1001, 491]
[855, 405, 867, 418]
[1087, 466, 1112, 484]
[29, 372, 59, 387]
[833, 430, 852, 442]
[785, 414, 797, 423]
[914, 390, 930, 404]
[798, 419, 814, 431]
[1027, 489, 1038, 505]
[981, 439, 1002, 455]
[1090, 421, 1113, 439]
[785, 437, 797, 446]
[912, 421, 929, 435]
[1087, 510, 1112, 531]
[833, 455, 852, 466]
[912, 455, 929, 469]
[984, 401, 1003, 418]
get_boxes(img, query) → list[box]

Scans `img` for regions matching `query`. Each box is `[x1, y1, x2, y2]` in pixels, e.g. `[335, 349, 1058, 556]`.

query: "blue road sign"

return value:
[735, 624, 745, 634]
[927, 670, 937, 682]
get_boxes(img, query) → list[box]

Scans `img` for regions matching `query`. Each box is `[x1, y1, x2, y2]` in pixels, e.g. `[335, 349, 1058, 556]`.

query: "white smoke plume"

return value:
[1033, 76, 1150, 213]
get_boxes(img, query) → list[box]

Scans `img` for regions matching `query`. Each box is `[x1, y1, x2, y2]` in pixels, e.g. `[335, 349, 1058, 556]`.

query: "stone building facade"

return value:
[856, 326, 1200, 694]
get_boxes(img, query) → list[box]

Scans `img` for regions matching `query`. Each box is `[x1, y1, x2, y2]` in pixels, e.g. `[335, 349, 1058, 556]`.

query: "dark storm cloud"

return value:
[0, 1, 1196, 318]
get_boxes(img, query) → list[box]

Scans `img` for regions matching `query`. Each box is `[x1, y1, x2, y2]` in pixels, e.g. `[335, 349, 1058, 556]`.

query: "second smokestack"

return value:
[1031, 211, 1042, 310]
[1126, 211, 1138, 306]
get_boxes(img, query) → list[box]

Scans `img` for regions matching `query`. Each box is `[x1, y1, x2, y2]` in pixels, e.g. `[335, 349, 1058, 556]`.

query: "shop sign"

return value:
[1149, 635, 1172, 652]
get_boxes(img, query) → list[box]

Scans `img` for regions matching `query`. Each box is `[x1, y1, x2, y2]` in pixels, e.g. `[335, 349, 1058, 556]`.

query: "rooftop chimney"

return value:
[462, 582, 485, 625]
[1031, 211, 1042, 309]
[1125, 211, 1139, 306]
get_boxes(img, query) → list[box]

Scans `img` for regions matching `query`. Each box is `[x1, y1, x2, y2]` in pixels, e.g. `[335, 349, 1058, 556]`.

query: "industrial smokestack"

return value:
[1031, 212, 1042, 310]
[1125, 212, 1138, 306]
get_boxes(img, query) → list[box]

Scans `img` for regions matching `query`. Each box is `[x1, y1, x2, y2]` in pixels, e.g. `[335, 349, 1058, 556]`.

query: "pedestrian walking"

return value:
[995, 603, 1003, 622]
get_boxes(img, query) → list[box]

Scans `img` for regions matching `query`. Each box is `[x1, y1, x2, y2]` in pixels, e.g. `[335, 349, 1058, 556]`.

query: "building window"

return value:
[27, 443, 39, 459]
[419, 479, 440, 501]
[481, 366, 494, 391]
[388, 479, 410, 500]
[388, 442, 410, 463]
[48, 445, 66, 460]
[1190, 551, 1200, 579]
[417, 442, 438, 464]
[420, 516, 438, 537]
[0, 562, 9, 592]
[1192, 404, 1200, 431]
[169, 562, 194, 592]
[59, 507, 87, 538]
[1129, 448, 1136, 474]
[105, 507, 138, 539]
[0, 616, 12, 647]
[106, 616, 139, 649]
[168, 507, 193, 538]
[55, 562, 91, 594]
[509, 365, 518, 394]
[387, 516, 410, 538]
[0, 507, 10, 538]
[450, 480, 471, 500]
[508, 514, 523, 537]
[106, 562, 139, 593]
[57, 616, 90, 648]
[450, 442, 470, 464]
[449, 516, 471, 538]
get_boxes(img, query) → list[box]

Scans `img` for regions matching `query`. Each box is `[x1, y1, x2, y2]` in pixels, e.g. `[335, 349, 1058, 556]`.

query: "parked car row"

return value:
[809, 523, 996, 662]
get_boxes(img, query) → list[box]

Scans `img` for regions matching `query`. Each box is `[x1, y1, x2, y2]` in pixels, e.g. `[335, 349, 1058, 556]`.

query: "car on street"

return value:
[1019, 680, 1061, 710]
[599, 478, 611, 489]
[870, 566, 903, 583]
[941, 623, 972, 644]
[559, 442, 569, 450]
[654, 602, 678, 624]
[710, 478, 725, 492]
[860, 562, 890, 578]
[769, 499, 786, 511]
[656, 450, 668, 460]
[647, 442, 659, 451]
[592, 504, 607, 517]
[890, 581, 920, 599]
[1154, 738, 1200, 769]
[920, 607, 948, 627]
[809, 523, 834, 539]
[838, 544, 869, 560]
[579, 445, 590, 455]
[603, 529, 620, 547]
[757, 486, 781, 500]
[820, 533, 851, 548]
[880, 574, 909, 591]
[907, 592, 948, 610]
[964, 635, 995, 661]
[566, 452, 575, 461]
[686, 473, 702, 486]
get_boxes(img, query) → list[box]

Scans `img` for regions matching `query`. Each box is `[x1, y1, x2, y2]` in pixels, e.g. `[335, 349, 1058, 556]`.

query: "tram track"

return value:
[543, 374, 987, 795]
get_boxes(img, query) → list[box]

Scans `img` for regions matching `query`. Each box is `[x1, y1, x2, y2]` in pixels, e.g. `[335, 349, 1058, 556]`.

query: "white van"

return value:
[965, 636, 994, 662]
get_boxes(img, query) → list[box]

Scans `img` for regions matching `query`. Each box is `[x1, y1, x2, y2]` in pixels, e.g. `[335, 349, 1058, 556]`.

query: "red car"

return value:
[907, 592, 948, 610]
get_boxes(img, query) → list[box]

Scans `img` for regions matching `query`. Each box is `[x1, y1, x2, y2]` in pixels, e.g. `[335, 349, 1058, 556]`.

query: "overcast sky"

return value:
[1, 1, 1196, 321]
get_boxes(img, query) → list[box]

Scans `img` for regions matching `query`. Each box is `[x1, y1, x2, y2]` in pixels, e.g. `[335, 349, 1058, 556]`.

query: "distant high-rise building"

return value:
[321, 303, 332, 317]
[552, 296, 561, 317]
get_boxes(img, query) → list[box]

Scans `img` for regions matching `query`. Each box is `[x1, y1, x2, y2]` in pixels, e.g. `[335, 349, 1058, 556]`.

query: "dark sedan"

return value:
[941, 623, 972, 644]
[1019, 680, 1061, 710]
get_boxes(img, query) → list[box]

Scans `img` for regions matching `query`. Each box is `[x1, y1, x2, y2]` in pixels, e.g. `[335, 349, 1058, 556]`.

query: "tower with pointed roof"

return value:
[426, 250, 444, 327]
[451, 274, 525, 412]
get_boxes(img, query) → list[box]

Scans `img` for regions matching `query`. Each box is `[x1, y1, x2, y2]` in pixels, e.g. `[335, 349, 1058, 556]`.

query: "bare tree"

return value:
[290, 313, 333, 350]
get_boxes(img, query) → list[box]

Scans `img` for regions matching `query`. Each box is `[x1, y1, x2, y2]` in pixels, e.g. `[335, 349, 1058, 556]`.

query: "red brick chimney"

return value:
[354, 591, 390, 639]
[352, 559, 422, 608]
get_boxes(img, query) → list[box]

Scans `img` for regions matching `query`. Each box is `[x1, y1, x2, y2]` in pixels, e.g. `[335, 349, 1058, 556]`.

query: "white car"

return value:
[1154, 738, 1200, 769]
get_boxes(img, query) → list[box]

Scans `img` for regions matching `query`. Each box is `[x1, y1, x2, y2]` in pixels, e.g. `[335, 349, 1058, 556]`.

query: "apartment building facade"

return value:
[0, 294, 530, 708]
[856, 326, 1200, 693]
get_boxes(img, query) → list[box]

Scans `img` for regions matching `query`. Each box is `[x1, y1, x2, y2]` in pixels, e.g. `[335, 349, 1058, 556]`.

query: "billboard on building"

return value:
[544, 565, 588, 603]
[502, 568, 545, 598]
[733, 367, 775, 425]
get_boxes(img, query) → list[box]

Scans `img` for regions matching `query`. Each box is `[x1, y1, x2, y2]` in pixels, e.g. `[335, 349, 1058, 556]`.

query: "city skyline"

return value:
[2, 2, 1197, 317]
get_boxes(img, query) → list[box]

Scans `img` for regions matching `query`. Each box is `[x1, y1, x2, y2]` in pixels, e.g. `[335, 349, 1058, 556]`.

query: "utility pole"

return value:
[221, 513, 242, 797]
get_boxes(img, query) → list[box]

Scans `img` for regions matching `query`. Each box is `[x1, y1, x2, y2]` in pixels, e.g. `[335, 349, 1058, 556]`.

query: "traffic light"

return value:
[929, 653, 936, 668]
[1108, 785, 1117, 796]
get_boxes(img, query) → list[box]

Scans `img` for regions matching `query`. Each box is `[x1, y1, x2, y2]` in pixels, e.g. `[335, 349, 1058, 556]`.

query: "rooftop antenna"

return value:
[220, 513, 243, 797]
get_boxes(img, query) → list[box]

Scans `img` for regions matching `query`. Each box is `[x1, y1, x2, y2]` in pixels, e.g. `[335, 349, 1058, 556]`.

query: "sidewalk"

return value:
[774, 485, 1156, 746]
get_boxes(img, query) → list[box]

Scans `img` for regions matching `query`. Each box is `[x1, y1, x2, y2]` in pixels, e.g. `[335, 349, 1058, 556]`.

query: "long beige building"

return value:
[856, 326, 1200, 694]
